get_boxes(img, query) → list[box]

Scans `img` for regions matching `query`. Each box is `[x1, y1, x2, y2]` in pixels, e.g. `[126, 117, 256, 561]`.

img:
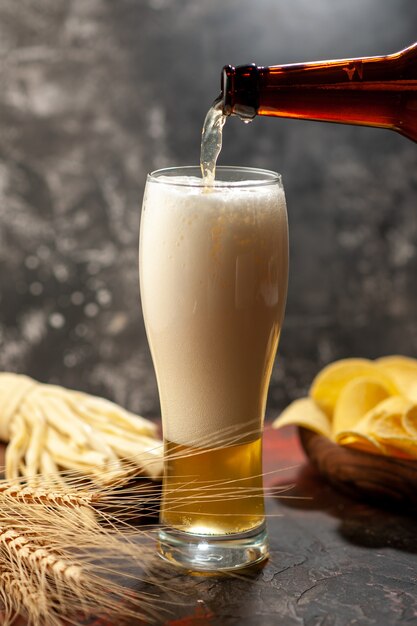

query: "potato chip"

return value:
[275, 357, 417, 463]
[355, 397, 417, 458]
[355, 396, 410, 431]
[374, 413, 409, 440]
[377, 427, 417, 458]
[402, 404, 417, 439]
[337, 433, 416, 459]
[272, 397, 331, 438]
[376, 356, 417, 402]
[343, 397, 417, 457]
[376, 355, 417, 369]
[332, 376, 392, 438]
[310, 358, 397, 417]
[336, 432, 386, 455]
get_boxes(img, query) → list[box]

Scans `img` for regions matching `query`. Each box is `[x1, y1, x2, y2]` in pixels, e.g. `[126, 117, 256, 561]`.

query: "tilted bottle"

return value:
[221, 43, 417, 142]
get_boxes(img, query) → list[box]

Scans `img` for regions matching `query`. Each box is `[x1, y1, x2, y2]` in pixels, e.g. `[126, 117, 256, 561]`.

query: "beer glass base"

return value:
[158, 524, 269, 572]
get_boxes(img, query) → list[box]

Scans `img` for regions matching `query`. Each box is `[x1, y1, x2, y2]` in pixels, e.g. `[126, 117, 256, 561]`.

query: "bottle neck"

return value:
[221, 64, 262, 120]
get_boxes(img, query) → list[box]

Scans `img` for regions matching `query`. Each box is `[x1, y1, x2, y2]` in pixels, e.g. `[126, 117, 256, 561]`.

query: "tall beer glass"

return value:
[139, 166, 288, 571]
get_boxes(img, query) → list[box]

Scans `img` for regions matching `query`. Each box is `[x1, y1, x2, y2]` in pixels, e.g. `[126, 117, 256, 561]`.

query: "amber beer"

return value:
[139, 166, 288, 571]
[221, 43, 417, 142]
[162, 438, 265, 536]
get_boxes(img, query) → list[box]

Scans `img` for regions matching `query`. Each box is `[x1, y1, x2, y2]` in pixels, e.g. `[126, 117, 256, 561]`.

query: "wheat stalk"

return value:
[0, 471, 174, 626]
[0, 564, 45, 625]
[0, 483, 99, 508]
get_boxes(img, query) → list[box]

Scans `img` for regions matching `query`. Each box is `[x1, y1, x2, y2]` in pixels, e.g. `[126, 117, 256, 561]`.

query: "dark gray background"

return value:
[0, 0, 416, 420]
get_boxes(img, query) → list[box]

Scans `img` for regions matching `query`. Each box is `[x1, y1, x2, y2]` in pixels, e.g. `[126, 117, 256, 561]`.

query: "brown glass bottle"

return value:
[221, 43, 417, 142]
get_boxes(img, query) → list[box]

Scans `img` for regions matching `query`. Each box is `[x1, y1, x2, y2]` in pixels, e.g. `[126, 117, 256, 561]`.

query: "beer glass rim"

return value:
[147, 166, 282, 188]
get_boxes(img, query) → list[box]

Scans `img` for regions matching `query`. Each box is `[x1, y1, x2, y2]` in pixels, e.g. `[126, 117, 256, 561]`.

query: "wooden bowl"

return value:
[298, 427, 417, 509]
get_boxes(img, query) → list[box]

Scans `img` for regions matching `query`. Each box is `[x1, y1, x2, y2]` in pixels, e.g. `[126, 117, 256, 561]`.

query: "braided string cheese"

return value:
[0, 373, 162, 484]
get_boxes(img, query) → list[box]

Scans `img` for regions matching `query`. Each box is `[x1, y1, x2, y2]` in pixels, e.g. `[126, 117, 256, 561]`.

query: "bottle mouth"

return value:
[221, 65, 235, 116]
[221, 64, 260, 120]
